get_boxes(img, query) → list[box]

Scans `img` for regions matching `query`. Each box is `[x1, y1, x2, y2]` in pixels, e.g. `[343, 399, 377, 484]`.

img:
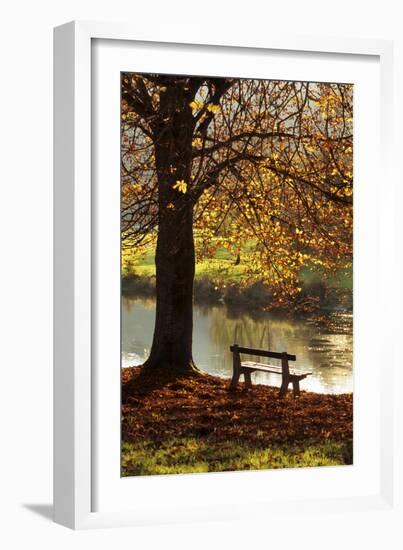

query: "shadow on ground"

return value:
[23, 504, 53, 522]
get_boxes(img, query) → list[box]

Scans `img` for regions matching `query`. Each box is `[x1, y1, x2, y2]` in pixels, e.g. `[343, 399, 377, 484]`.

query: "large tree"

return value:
[121, 74, 353, 374]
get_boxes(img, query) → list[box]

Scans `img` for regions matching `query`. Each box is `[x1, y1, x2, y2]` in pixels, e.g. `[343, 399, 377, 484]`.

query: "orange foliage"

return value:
[121, 76, 353, 305]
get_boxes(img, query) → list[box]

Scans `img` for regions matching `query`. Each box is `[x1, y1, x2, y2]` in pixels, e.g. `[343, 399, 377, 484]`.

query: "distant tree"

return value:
[121, 74, 352, 374]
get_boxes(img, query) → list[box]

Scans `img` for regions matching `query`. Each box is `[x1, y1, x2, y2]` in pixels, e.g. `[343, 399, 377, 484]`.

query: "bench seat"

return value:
[241, 361, 312, 379]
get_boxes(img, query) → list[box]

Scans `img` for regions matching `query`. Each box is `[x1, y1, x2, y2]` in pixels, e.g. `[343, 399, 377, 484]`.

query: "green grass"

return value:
[122, 242, 249, 283]
[300, 266, 352, 290]
[122, 241, 352, 290]
[121, 437, 350, 476]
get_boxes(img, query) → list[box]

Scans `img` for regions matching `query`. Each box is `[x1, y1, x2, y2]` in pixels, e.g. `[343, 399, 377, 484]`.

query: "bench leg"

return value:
[279, 376, 290, 397]
[292, 378, 300, 397]
[244, 370, 253, 390]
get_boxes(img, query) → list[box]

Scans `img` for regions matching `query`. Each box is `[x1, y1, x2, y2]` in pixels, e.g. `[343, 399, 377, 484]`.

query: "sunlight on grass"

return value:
[122, 241, 352, 290]
[121, 438, 349, 476]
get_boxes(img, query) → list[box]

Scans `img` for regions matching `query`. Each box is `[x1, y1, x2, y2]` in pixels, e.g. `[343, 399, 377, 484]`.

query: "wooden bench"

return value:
[229, 344, 312, 397]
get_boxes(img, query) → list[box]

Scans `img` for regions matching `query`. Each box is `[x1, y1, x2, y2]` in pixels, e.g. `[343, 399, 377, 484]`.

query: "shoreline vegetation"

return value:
[122, 272, 352, 314]
[121, 366, 353, 476]
[122, 240, 352, 314]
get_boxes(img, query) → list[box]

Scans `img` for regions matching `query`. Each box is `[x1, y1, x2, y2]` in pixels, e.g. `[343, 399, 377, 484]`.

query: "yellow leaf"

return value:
[189, 100, 204, 114]
[207, 103, 220, 113]
[173, 180, 188, 194]
[192, 137, 203, 148]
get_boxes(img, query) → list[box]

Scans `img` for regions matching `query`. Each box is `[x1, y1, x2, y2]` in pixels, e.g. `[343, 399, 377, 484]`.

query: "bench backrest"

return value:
[229, 345, 296, 361]
[230, 344, 295, 377]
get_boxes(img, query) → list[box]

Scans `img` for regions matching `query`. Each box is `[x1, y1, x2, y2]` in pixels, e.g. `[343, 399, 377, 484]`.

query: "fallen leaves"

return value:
[121, 366, 353, 449]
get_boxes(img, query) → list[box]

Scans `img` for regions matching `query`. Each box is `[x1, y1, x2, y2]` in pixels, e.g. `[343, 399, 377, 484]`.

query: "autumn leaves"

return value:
[121, 75, 353, 309]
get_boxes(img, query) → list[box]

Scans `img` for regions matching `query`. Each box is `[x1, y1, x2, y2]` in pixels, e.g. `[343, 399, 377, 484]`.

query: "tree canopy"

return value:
[121, 74, 352, 307]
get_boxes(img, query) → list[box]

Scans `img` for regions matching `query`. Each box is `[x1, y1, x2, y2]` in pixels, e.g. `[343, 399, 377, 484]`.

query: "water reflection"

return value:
[122, 296, 352, 394]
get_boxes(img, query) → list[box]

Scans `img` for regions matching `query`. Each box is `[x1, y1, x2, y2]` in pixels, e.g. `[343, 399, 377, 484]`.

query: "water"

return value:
[122, 296, 353, 394]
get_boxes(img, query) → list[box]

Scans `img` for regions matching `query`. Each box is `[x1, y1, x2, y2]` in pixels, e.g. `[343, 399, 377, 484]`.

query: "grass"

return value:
[122, 241, 250, 283]
[300, 265, 352, 290]
[122, 240, 352, 289]
[121, 437, 350, 476]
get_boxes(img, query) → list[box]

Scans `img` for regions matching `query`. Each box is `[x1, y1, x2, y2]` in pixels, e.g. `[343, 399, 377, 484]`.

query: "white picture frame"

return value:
[54, 20, 400, 532]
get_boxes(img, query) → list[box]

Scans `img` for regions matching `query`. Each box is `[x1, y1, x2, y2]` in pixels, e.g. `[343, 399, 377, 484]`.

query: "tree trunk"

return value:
[144, 84, 197, 374]
[144, 201, 196, 374]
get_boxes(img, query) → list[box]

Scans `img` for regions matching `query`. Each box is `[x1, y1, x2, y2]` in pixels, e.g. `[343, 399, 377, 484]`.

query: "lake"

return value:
[122, 296, 353, 394]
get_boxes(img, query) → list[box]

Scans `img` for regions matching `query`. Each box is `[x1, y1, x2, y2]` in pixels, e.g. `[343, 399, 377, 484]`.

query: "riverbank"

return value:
[122, 273, 352, 313]
[122, 239, 352, 313]
[121, 366, 353, 476]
